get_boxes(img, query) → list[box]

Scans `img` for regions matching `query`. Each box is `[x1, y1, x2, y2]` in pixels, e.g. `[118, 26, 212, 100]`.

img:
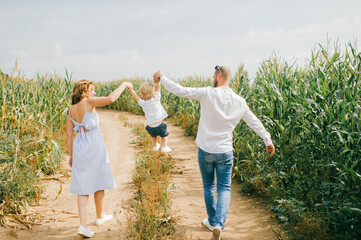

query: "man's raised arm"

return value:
[153, 71, 206, 101]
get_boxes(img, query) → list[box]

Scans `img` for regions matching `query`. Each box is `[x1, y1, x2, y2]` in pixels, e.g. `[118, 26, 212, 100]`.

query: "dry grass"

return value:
[124, 123, 187, 239]
[0, 72, 73, 228]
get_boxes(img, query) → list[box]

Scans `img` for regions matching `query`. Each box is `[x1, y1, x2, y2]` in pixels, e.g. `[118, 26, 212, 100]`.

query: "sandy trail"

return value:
[0, 109, 284, 240]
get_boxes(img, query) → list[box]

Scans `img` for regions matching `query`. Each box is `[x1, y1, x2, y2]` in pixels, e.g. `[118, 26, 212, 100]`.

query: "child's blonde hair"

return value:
[140, 82, 155, 100]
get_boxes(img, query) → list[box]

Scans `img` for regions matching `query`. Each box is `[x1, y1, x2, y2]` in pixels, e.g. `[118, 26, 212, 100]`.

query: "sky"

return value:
[1, 0, 360, 82]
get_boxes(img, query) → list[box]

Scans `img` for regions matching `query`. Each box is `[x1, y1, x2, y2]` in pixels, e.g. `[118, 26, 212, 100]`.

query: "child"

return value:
[127, 80, 172, 153]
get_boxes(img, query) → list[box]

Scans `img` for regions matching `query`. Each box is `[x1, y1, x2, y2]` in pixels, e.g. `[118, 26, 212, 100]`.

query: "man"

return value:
[153, 66, 275, 240]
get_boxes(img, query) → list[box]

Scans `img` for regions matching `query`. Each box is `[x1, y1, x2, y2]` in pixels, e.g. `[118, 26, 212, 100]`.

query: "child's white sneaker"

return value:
[95, 213, 113, 226]
[77, 225, 94, 238]
[161, 146, 172, 153]
[153, 143, 160, 151]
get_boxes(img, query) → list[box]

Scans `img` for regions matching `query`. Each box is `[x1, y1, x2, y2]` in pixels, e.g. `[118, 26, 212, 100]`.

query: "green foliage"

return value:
[0, 72, 72, 221]
[236, 42, 361, 239]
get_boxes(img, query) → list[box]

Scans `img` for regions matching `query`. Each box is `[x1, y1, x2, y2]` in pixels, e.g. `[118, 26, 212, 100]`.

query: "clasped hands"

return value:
[153, 71, 163, 83]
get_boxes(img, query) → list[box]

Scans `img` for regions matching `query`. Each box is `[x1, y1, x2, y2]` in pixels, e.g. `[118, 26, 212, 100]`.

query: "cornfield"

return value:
[237, 42, 361, 240]
[0, 70, 72, 224]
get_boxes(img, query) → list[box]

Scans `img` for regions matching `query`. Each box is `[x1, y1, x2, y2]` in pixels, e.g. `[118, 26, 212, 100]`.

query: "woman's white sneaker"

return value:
[95, 213, 113, 226]
[77, 225, 94, 238]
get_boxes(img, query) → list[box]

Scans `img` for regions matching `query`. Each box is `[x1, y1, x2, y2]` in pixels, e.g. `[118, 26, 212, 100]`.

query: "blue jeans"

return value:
[198, 147, 233, 229]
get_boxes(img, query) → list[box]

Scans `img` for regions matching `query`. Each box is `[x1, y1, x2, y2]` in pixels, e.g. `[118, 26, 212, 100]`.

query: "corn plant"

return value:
[0, 70, 72, 223]
[234, 42, 361, 239]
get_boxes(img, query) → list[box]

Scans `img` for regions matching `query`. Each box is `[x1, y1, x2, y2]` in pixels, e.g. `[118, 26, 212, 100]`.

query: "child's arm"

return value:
[128, 88, 141, 103]
[155, 80, 161, 93]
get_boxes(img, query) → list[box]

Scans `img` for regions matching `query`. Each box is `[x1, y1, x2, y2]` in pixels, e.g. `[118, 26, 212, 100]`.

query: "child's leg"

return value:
[151, 136, 158, 147]
[78, 195, 89, 226]
[160, 136, 168, 147]
[94, 190, 105, 219]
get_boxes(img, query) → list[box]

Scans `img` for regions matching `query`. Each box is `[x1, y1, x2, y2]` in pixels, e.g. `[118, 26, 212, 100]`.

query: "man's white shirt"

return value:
[160, 76, 272, 154]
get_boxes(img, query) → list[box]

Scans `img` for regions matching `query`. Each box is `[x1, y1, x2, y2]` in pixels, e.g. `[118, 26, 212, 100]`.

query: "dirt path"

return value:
[0, 109, 284, 240]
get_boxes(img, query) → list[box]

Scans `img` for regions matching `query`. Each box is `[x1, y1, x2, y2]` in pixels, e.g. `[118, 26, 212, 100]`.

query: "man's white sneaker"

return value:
[77, 225, 94, 238]
[153, 143, 160, 151]
[210, 226, 222, 240]
[95, 213, 113, 226]
[202, 218, 214, 231]
[161, 146, 172, 153]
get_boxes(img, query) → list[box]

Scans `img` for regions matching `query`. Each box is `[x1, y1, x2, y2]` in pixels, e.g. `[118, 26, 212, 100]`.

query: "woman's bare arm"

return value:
[87, 82, 132, 108]
[66, 114, 74, 167]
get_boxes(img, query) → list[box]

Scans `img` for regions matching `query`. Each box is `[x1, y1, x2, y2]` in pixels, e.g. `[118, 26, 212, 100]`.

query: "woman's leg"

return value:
[78, 195, 89, 226]
[94, 190, 105, 219]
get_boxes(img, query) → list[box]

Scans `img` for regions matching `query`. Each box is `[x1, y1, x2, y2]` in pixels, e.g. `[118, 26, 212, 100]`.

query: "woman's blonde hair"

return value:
[71, 80, 95, 105]
[140, 82, 155, 100]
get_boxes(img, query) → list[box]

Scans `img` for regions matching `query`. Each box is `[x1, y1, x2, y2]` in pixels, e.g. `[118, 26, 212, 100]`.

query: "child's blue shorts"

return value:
[145, 122, 169, 138]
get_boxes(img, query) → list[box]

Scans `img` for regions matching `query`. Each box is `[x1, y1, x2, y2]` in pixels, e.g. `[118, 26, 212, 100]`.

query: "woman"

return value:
[66, 80, 131, 238]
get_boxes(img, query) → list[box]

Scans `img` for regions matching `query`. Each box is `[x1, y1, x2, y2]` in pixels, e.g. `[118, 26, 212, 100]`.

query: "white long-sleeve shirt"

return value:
[160, 76, 273, 153]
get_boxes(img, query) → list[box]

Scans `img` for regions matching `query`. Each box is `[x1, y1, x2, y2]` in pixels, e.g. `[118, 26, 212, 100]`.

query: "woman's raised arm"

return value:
[87, 82, 132, 107]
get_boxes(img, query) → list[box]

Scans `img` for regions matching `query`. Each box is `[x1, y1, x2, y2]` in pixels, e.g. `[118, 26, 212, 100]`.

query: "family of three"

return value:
[66, 65, 275, 240]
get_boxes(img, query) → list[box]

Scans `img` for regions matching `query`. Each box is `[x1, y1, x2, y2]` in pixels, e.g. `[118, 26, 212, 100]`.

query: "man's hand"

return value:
[266, 144, 275, 157]
[153, 71, 163, 83]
